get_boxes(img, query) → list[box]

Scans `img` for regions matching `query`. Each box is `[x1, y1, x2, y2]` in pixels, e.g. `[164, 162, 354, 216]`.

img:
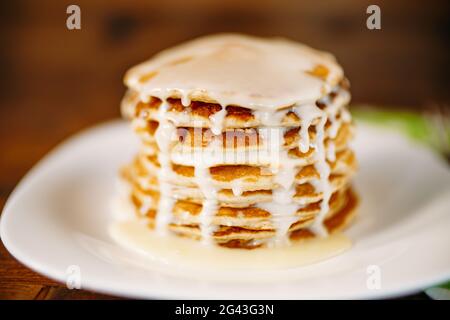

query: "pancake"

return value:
[135, 120, 354, 166]
[124, 184, 357, 249]
[118, 33, 358, 248]
[130, 148, 357, 193]
[122, 79, 351, 130]
[124, 34, 344, 108]
[121, 150, 356, 207]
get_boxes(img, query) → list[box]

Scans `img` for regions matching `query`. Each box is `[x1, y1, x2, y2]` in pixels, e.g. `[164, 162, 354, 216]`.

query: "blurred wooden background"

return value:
[0, 0, 448, 299]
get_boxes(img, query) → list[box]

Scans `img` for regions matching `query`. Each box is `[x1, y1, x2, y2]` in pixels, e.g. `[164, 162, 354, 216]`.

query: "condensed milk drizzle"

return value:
[194, 160, 219, 244]
[309, 115, 332, 237]
[124, 34, 350, 245]
[153, 101, 176, 234]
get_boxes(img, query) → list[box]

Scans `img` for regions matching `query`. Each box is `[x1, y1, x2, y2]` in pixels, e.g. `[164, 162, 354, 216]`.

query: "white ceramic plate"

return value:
[1, 120, 449, 299]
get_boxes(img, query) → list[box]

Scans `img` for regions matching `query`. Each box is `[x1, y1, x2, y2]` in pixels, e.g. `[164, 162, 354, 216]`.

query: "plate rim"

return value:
[1, 119, 449, 300]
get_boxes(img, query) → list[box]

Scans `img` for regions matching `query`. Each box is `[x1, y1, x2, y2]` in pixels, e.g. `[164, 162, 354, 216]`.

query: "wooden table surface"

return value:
[1, 0, 447, 300]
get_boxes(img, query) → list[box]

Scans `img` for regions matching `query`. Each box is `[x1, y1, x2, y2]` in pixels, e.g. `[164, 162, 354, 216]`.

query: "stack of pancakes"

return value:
[120, 34, 358, 249]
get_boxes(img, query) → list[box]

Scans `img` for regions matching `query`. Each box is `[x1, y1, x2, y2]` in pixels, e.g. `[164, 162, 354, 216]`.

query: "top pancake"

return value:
[121, 82, 351, 129]
[124, 33, 344, 110]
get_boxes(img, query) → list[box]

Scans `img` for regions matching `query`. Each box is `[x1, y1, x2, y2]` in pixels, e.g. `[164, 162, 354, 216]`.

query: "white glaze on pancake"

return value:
[153, 102, 176, 234]
[125, 33, 343, 111]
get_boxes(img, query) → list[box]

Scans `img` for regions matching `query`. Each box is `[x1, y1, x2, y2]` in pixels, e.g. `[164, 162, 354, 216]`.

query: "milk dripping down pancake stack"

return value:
[120, 34, 358, 249]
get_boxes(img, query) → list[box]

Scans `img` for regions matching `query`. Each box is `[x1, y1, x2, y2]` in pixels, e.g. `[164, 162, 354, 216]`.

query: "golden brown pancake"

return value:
[119, 34, 358, 248]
